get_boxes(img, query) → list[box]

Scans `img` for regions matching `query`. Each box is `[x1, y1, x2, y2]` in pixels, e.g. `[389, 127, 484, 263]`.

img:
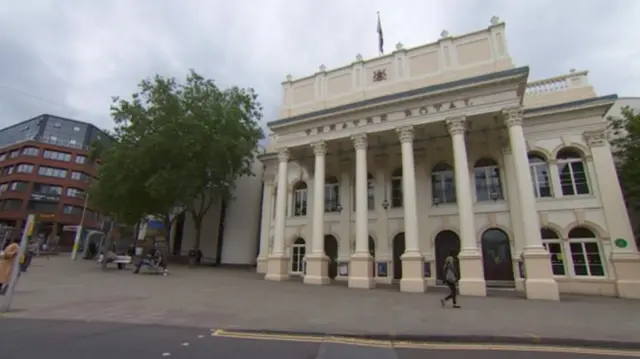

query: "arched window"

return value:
[529, 153, 552, 198]
[353, 173, 375, 211]
[431, 163, 456, 204]
[292, 181, 308, 216]
[541, 228, 565, 275]
[391, 168, 403, 207]
[474, 158, 503, 201]
[567, 227, 604, 277]
[324, 176, 340, 212]
[557, 148, 590, 196]
[291, 238, 306, 274]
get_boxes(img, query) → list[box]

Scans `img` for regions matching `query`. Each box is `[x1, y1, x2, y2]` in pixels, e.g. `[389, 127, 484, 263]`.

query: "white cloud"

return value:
[1, 0, 639, 131]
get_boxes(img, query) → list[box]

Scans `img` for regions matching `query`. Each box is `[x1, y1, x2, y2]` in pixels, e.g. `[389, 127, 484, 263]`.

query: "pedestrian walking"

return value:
[0, 238, 20, 295]
[440, 249, 461, 308]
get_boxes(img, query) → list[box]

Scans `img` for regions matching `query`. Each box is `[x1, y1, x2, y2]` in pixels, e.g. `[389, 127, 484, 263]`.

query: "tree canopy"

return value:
[607, 105, 640, 244]
[89, 69, 264, 252]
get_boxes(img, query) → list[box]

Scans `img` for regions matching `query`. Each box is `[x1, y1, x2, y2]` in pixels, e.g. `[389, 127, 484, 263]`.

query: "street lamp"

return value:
[490, 189, 500, 201]
[381, 200, 390, 210]
[336, 204, 343, 213]
[70, 192, 89, 261]
[433, 196, 442, 207]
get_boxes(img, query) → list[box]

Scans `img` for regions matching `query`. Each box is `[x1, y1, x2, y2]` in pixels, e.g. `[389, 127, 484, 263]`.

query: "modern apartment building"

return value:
[0, 114, 111, 247]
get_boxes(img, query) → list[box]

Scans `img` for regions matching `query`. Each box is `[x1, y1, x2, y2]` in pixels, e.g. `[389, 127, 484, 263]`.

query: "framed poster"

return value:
[338, 262, 349, 277]
[423, 262, 431, 278]
[377, 262, 388, 277]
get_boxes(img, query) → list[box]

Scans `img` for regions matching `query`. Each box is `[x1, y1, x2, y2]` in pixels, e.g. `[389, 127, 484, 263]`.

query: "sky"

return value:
[1, 0, 639, 134]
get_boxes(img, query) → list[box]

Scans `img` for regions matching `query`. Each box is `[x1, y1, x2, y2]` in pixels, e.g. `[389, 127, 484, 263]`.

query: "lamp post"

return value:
[70, 192, 89, 261]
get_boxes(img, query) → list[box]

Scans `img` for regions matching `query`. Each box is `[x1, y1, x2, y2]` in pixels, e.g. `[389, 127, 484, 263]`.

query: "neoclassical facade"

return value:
[256, 18, 640, 299]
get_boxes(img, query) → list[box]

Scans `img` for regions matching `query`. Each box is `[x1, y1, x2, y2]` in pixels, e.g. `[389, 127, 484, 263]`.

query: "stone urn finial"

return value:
[395, 42, 404, 51]
[490, 16, 500, 25]
[286, 74, 293, 82]
[319, 64, 326, 72]
[569, 68, 576, 73]
[440, 30, 449, 38]
[355, 53, 363, 61]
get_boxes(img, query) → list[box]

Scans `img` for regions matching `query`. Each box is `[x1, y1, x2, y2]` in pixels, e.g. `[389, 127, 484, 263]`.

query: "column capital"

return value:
[396, 126, 414, 143]
[502, 106, 524, 128]
[445, 116, 466, 136]
[351, 133, 368, 150]
[277, 148, 290, 163]
[583, 129, 608, 148]
[311, 141, 327, 156]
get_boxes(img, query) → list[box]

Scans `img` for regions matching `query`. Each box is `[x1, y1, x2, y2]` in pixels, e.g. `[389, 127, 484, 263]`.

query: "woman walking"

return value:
[440, 249, 461, 308]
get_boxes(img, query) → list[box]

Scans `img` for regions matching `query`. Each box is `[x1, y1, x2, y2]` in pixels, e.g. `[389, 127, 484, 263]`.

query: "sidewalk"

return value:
[3, 256, 640, 346]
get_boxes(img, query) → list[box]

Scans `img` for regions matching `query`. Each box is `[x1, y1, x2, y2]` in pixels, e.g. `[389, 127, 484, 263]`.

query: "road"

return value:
[0, 318, 638, 359]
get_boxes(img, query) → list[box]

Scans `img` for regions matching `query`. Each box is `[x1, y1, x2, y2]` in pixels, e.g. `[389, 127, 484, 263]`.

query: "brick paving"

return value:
[3, 256, 640, 343]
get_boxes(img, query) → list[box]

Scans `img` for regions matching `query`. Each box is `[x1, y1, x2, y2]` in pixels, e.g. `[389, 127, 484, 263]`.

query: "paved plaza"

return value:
[2, 256, 640, 346]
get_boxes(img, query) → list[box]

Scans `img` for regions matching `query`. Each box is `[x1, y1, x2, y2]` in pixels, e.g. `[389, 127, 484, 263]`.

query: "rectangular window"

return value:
[75, 155, 87, 164]
[71, 171, 91, 182]
[38, 166, 68, 178]
[66, 187, 86, 198]
[542, 242, 565, 275]
[32, 183, 63, 196]
[16, 164, 34, 173]
[21, 147, 40, 156]
[0, 183, 8, 192]
[0, 153, 6, 162]
[569, 242, 604, 277]
[1, 199, 23, 210]
[9, 150, 19, 159]
[63, 205, 83, 216]
[9, 181, 29, 192]
[27, 200, 58, 213]
[43, 150, 72, 162]
[1, 166, 13, 176]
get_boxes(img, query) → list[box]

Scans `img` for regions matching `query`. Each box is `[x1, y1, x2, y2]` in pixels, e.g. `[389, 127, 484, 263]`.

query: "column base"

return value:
[399, 251, 426, 293]
[264, 253, 290, 282]
[256, 256, 268, 274]
[458, 249, 487, 297]
[522, 246, 559, 301]
[348, 253, 375, 289]
[611, 252, 640, 299]
[303, 253, 330, 285]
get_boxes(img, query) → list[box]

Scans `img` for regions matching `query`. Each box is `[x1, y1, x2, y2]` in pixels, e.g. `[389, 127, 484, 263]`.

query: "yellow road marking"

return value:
[212, 329, 640, 357]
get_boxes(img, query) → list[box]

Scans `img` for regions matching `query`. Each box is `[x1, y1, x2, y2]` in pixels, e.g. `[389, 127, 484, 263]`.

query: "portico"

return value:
[257, 18, 640, 300]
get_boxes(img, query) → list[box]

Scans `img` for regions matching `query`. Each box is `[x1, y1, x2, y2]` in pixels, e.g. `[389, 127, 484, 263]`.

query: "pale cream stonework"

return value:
[257, 18, 640, 299]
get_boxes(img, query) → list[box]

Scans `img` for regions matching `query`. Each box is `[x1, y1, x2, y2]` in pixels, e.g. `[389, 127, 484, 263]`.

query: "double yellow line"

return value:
[212, 329, 640, 357]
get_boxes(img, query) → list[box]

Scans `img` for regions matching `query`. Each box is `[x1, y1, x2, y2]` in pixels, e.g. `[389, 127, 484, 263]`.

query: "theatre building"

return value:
[255, 18, 640, 300]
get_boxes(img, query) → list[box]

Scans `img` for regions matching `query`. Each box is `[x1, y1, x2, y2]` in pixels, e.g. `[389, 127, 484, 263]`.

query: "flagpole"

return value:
[376, 11, 384, 56]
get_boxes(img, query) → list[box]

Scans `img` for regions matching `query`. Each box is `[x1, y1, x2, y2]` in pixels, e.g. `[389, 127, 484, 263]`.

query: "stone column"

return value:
[501, 146, 525, 291]
[396, 126, 426, 293]
[304, 141, 330, 285]
[445, 116, 486, 296]
[584, 129, 640, 299]
[257, 177, 274, 274]
[265, 149, 290, 281]
[349, 134, 375, 288]
[503, 106, 559, 300]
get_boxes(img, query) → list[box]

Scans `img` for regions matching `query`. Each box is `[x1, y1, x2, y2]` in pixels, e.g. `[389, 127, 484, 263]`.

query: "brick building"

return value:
[0, 114, 111, 248]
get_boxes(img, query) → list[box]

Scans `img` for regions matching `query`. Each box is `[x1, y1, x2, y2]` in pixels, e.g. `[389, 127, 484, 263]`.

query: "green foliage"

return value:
[608, 106, 640, 208]
[607, 106, 640, 244]
[91, 69, 264, 250]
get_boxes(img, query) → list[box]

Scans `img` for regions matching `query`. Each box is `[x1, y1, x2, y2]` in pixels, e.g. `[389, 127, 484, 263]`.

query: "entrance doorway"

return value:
[481, 228, 515, 286]
[324, 235, 339, 279]
[392, 233, 405, 280]
[435, 230, 461, 284]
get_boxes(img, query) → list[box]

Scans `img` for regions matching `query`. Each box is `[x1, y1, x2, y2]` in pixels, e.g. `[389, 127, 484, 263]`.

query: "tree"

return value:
[607, 105, 640, 246]
[106, 70, 264, 256]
